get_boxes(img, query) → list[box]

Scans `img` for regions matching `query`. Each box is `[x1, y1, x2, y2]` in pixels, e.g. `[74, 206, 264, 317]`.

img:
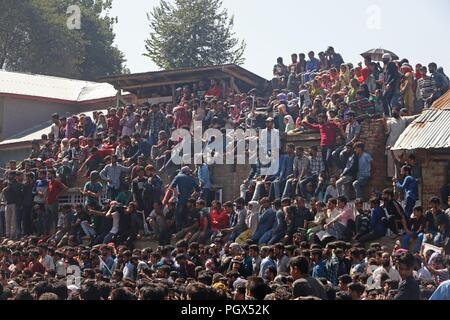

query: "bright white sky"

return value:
[110, 0, 450, 79]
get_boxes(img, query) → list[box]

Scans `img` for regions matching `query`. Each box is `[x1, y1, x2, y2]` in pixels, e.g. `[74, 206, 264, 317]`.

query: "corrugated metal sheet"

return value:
[0, 70, 125, 102]
[432, 89, 450, 110]
[392, 109, 450, 150]
[0, 110, 106, 147]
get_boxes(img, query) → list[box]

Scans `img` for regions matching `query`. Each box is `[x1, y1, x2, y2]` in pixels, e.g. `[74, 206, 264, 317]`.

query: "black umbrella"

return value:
[361, 48, 399, 61]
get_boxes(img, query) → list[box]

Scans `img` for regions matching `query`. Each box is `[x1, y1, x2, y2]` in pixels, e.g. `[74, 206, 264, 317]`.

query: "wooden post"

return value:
[115, 89, 122, 109]
[230, 76, 241, 94]
[171, 84, 176, 106]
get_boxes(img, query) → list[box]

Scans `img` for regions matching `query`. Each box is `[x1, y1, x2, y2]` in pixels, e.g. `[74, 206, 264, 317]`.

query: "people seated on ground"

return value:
[402, 205, 426, 253]
[382, 188, 409, 236]
[353, 198, 371, 242]
[358, 197, 388, 244]
[251, 197, 276, 245]
[324, 196, 355, 241]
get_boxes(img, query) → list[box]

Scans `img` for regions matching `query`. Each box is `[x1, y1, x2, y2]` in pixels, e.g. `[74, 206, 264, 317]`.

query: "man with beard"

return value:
[382, 188, 409, 236]
[371, 252, 402, 289]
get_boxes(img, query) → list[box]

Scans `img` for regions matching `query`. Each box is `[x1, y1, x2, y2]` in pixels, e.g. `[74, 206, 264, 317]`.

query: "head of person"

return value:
[420, 66, 428, 77]
[353, 142, 364, 156]
[400, 165, 412, 177]
[382, 188, 394, 201]
[327, 198, 337, 210]
[309, 146, 318, 157]
[317, 113, 327, 125]
[369, 197, 380, 209]
[308, 51, 315, 60]
[382, 53, 392, 65]
[291, 53, 298, 63]
[397, 252, 415, 279]
[234, 197, 245, 210]
[348, 282, 365, 300]
[289, 256, 309, 280]
[265, 118, 274, 129]
[246, 276, 268, 300]
[259, 197, 270, 209]
[381, 252, 392, 268]
[429, 197, 440, 210]
[337, 196, 347, 209]
[296, 197, 305, 208]
[295, 147, 304, 158]
[428, 62, 437, 73]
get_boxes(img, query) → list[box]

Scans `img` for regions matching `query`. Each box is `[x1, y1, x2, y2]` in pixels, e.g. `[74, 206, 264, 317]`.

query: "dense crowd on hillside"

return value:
[0, 46, 450, 300]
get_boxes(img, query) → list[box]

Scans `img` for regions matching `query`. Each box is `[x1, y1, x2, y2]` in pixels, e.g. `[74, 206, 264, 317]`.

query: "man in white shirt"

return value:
[102, 202, 121, 244]
[372, 252, 401, 289]
[38, 244, 55, 272]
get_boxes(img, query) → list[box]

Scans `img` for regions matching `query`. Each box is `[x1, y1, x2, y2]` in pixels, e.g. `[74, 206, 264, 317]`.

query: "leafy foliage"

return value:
[145, 0, 246, 69]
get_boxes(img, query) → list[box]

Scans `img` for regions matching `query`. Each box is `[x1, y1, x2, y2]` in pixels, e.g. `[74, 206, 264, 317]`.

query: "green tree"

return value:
[0, 0, 125, 80]
[145, 0, 246, 69]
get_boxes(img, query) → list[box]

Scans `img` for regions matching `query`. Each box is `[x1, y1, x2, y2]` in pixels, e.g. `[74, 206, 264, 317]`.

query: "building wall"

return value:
[0, 97, 78, 140]
[421, 157, 448, 207]
[359, 120, 389, 196]
[0, 147, 30, 167]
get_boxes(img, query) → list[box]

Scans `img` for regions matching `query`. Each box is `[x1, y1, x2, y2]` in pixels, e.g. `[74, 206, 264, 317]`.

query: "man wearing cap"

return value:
[169, 166, 200, 231]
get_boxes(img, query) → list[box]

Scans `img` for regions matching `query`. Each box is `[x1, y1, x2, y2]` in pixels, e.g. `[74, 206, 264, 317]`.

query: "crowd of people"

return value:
[0, 46, 449, 300]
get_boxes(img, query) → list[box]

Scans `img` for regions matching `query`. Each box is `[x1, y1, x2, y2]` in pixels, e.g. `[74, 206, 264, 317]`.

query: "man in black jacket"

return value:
[336, 150, 358, 200]
[2, 171, 23, 239]
[394, 252, 420, 300]
[382, 188, 409, 235]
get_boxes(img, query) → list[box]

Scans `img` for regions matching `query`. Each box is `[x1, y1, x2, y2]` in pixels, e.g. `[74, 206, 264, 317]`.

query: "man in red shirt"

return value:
[107, 108, 120, 136]
[210, 201, 228, 234]
[28, 250, 46, 275]
[205, 79, 222, 99]
[302, 113, 344, 175]
[45, 170, 68, 234]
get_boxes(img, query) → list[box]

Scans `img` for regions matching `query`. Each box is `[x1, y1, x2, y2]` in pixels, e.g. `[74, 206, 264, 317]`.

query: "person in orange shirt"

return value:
[210, 200, 229, 234]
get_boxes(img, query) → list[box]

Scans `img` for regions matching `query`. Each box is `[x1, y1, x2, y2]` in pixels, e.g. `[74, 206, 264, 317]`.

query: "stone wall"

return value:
[359, 120, 389, 196]
[209, 121, 390, 202]
[421, 157, 448, 207]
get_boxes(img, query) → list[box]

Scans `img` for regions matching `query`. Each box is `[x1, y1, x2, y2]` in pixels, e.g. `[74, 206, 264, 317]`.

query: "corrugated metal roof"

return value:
[431, 89, 450, 110]
[0, 110, 106, 148]
[392, 109, 450, 150]
[0, 70, 125, 102]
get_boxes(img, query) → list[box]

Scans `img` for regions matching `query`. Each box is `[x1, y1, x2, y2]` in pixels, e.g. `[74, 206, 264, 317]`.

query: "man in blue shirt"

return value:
[269, 144, 295, 201]
[353, 142, 372, 200]
[359, 197, 387, 244]
[306, 51, 320, 72]
[130, 133, 151, 163]
[169, 166, 200, 231]
[430, 279, 450, 300]
[251, 198, 276, 244]
[197, 162, 211, 206]
[311, 249, 327, 279]
[394, 165, 418, 218]
[258, 246, 277, 280]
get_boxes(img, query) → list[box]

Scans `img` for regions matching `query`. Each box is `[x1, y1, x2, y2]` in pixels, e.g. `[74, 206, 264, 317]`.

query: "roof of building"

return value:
[0, 70, 129, 103]
[99, 64, 268, 97]
[392, 90, 450, 150]
[0, 110, 106, 149]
